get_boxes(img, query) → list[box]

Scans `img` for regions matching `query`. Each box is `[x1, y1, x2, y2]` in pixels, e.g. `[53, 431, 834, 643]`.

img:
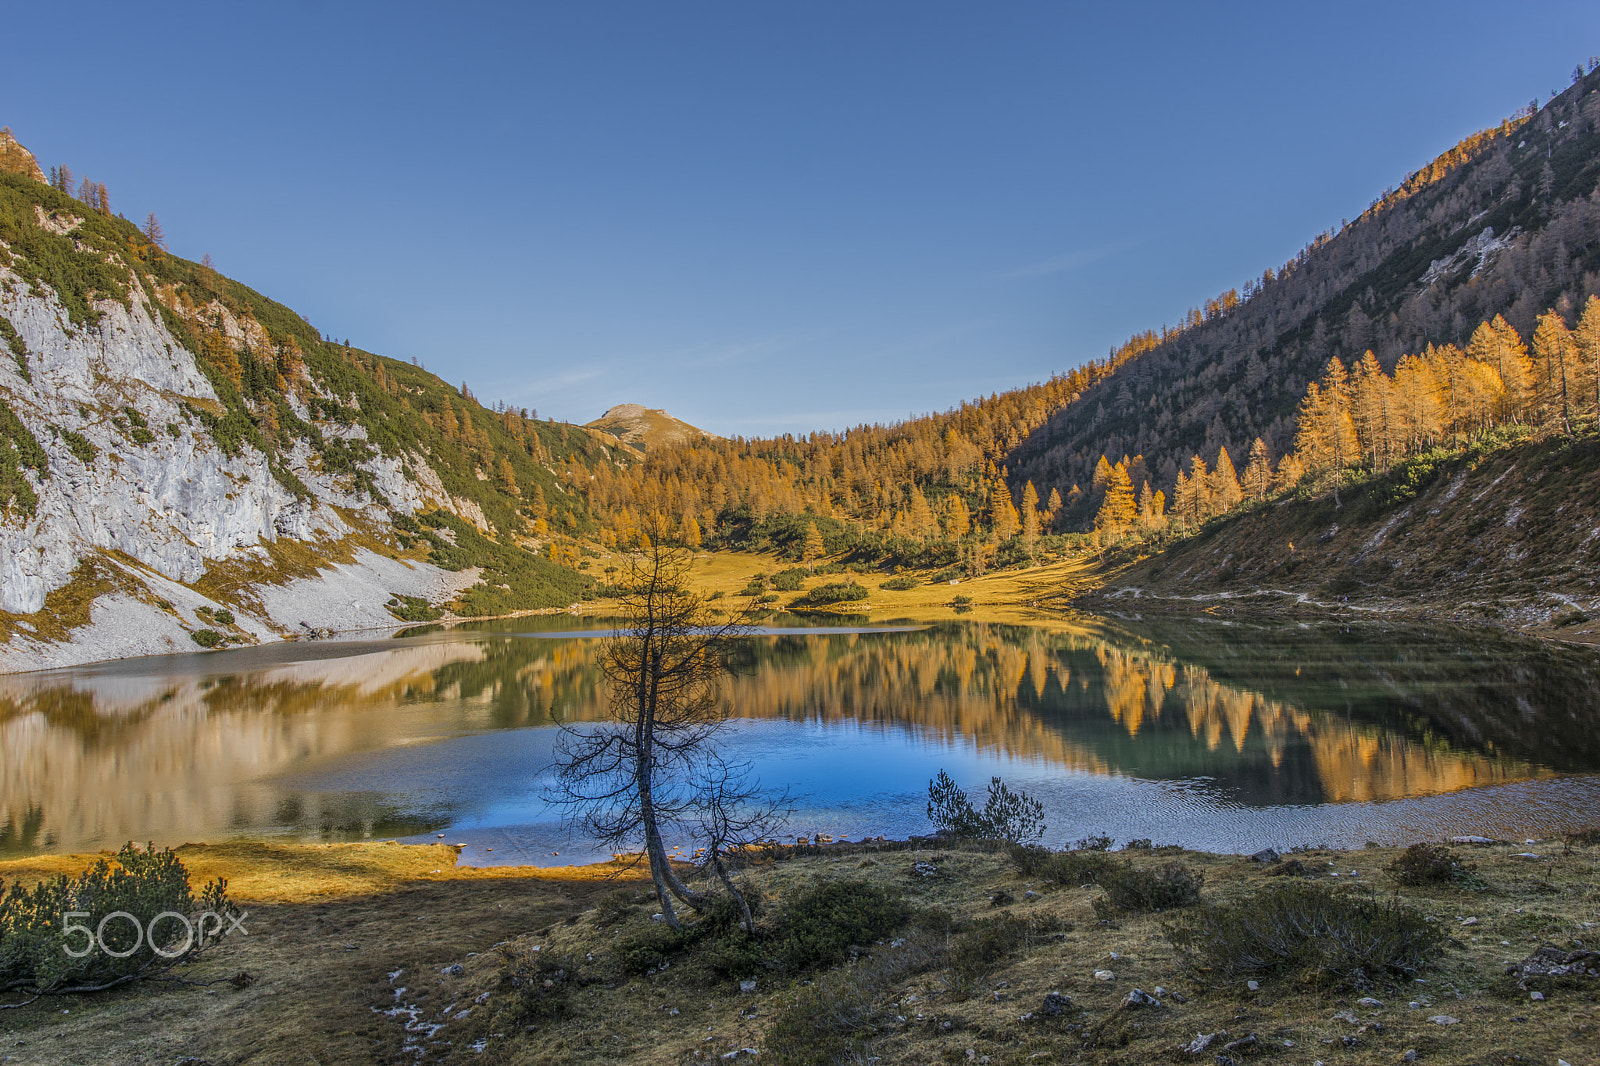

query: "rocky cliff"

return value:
[0, 140, 606, 672]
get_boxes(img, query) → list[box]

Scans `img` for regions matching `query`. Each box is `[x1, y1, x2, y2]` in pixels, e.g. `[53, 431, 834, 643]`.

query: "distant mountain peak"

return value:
[586, 404, 719, 450]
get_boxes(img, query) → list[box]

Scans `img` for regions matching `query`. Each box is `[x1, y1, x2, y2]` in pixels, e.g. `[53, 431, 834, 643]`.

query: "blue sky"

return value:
[4, 3, 1597, 435]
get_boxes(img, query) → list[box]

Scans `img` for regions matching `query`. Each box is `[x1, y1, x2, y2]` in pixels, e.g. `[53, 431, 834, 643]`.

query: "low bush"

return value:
[780, 880, 910, 969]
[385, 594, 442, 622]
[493, 951, 586, 1027]
[613, 880, 907, 983]
[1388, 843, 1479, 887]
[0, 843, 239, 994]
[762, 932, 944, 1066]
[190, 628, 223, 648]
[592, 888, 648, 929]
[1006, 843, 1116, 885]
[789, 581, 869, 608]
[1092, 862, 1204, 916]
[771, 568, 809, 591]
[615, 923, 690, 976]
[880, 575, 919, 591]
[946, 913, 1065, 992]
[1163, 881, 1445, 990]
[61, 429, 97, 464]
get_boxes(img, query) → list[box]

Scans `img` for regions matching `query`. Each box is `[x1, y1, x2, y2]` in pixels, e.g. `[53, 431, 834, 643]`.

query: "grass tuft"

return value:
[1163, 881, 1445, 990]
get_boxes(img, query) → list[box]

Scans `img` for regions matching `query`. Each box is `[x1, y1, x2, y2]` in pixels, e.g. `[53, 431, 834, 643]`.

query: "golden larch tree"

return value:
[1532, 311, 1577, 436]
[1093, 463, 1136, 540]
[1210, 446, 1244, 513]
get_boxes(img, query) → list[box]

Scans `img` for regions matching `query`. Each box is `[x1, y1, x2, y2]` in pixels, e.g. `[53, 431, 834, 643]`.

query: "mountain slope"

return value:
[1007, 69, 1600, 523]
[0, 150, 620, 670]
[1087, 428, 1600, 636]
[576, 68, 1600, 564]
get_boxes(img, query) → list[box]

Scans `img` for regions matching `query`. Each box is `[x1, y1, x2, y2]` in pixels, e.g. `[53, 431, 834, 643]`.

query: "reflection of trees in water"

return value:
[0, 640, 492, 853]
[701, 624, 1540, 806]
[0, 617, 1588, 853]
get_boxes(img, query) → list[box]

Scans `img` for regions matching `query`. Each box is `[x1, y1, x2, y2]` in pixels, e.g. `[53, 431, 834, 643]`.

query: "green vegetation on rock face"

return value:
[419, 511, 595, 615]
[0, 397, 46, 518]
[0, 174, 131, 327]
[0, 315, 28, 382]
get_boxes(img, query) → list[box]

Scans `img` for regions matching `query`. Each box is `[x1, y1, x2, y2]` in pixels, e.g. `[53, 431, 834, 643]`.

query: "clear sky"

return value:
[4, 3, 1597, 435]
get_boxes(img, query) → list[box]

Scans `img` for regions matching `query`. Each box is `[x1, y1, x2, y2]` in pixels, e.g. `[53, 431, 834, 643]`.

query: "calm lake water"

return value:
[5, 612, 1600, 864]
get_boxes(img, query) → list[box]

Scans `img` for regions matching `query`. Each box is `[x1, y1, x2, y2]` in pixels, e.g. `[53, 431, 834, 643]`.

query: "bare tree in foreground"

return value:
[550, 538, 786, 930]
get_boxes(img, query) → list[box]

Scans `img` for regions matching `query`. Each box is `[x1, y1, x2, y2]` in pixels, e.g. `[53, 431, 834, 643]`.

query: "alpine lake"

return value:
[5, 610, 1600, 865]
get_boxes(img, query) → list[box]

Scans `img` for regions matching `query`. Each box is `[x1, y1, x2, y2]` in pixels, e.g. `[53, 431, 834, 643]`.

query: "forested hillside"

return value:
[581, 63, 1600, 567]
[1010, 63, 1600, 527]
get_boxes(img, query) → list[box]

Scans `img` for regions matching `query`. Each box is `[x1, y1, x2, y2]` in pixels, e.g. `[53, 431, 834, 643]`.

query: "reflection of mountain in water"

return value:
[2, 616, 1596, 854]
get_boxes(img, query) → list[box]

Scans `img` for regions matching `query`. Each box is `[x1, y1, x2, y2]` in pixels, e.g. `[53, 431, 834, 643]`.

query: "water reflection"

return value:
[3, 613, 1599, 858]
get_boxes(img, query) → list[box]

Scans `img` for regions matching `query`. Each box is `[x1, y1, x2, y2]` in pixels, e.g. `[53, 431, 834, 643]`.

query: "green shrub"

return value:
[0, 399, 46, 518]
[385, 594, 442, 622]
[880, 575, 919, 591]
[211, 609, 235, 626]
[1163, 882, 1445, 990]
[0, 843, 239, 994]
[0, 316, 28, 382]
[1091, 862, 1204, 916]
[771, 568, 809, 591]
[779, 880, 911, 969]
[62, 429, 97, 464]
[946, 913, 1064, 991]
[190, 629, 223, 648]
[762, 932, 944, 1066]
[1387, 843, 1478, 887]
[1006, 843, 1118, 887]
[492, 951, 585, 1027]
[615, 923, 690, 975]
[789, 581, 868, 608]
[927, 771, 1045, 844]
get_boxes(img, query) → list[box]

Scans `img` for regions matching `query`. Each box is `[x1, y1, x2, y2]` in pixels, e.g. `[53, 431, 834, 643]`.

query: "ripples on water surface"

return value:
[5, 612, 1600, 864]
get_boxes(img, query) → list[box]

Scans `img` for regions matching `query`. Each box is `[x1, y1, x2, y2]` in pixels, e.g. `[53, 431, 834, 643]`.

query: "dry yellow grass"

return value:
[0, 840, 649, 904]
[671, 549, 1107, 629]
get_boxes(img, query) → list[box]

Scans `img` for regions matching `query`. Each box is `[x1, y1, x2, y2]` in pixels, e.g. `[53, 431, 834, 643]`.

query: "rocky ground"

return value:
[2, 837, 1598, 1065]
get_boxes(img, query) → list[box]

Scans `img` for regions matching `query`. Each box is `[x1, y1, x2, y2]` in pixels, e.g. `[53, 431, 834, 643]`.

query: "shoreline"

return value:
[12, 543, 1600, 674]
[0, 831, 1570, 900]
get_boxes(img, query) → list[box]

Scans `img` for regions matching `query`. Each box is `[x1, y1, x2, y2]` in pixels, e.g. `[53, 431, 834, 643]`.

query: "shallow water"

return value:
[4, 611, 1600, 864]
